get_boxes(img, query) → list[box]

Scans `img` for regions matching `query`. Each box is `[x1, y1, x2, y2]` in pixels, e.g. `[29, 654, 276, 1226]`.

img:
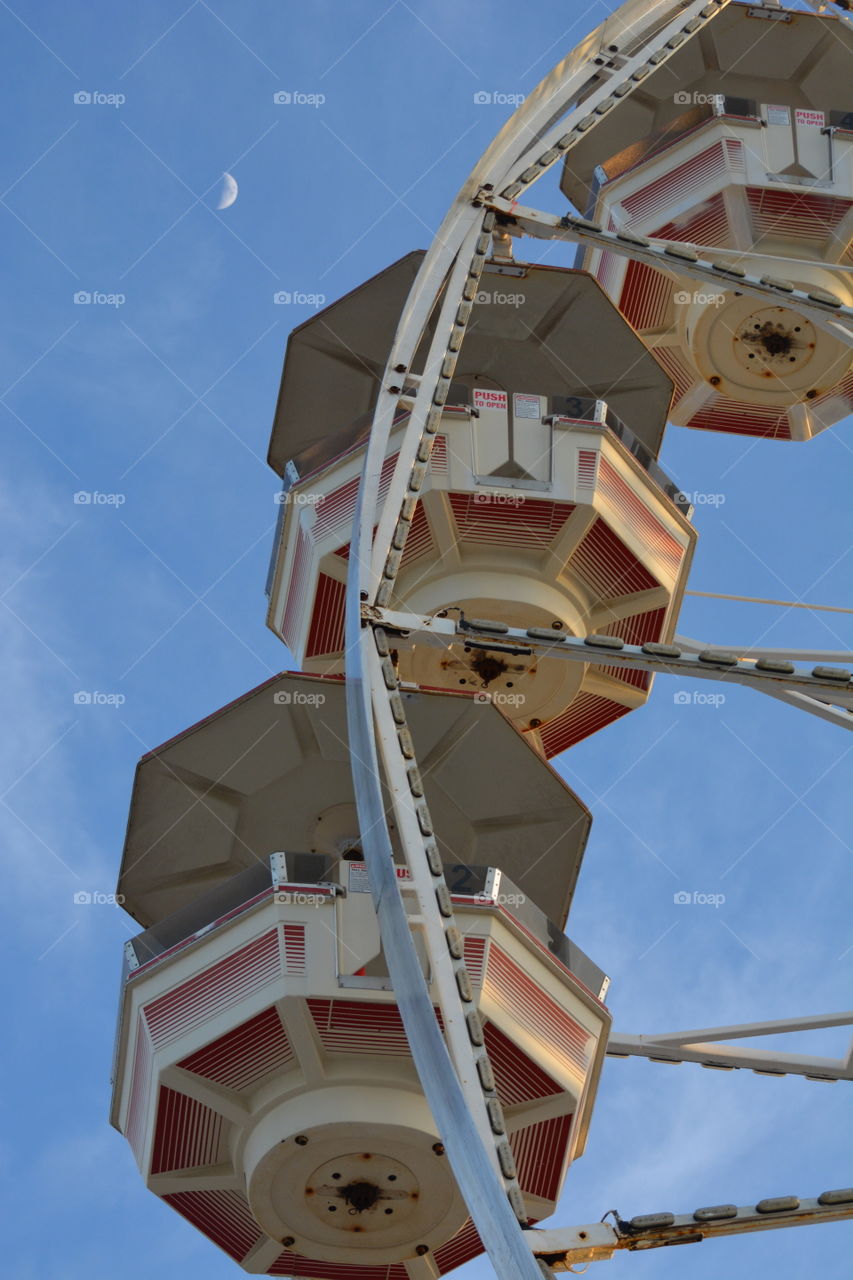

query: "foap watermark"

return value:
[274, 891, 328, 908]
[73, 290, 126, 307]
[673, 289, 725, 308]
[474, 690, 526, 708]
[273, 290, 326, 307]
[273, 90, 325, 108]
[74, 490, 126, 506]
[273, 690, 326, 707]
[474, 289, 525, 307]
[74, 890, 125, 905]
[472, 490, 525, 507]
[475, 890, 527, 908]
[74, 90, 125, 108]
[74, 690, 126, 707]
[673, 91, 723, 108]
[672, 490, 726, 508]
[274, 490, 325, 507]
[674, 889, 726, 908]
[473, 91, 526, 107]
[673, 690, 726, 707]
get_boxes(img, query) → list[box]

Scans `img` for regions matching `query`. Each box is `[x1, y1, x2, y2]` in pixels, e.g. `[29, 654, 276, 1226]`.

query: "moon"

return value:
[217, 172, 238, 210]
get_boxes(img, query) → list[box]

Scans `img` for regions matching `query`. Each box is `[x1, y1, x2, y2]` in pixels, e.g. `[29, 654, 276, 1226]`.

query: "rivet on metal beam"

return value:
[467, 1010, 486, 1047]
[486, 1096, 505, 1132]
[527, 627, 567, 642]
[477, 1056, 496, 1091]
[617, 230, 650, 247]
[424, 842, 443, 877]
[465, 617, 510, 634]
[693, 1204, 738, 1221]
[755, 658, 795, 675]
[584, 634, 624, 649]
[436, 884, 453, 917]
[698, 650, 739, 666]
[818, 1189, 853, 1206]
[665, 243, 700, 261]
[807, 288, 842, 308]
[756, 1196, 800, 1214]
[643, 642, 682, 658]
[497, 1141, 517, 1180]
[630, 1212, 675, 1229]
[760, 275, 794, 292]
[381, 657, 398, 689]
[446, 926, 464, 959]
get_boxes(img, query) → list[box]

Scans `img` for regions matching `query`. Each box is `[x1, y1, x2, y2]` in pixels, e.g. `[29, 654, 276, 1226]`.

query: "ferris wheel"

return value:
[111, 3, 852, 1278]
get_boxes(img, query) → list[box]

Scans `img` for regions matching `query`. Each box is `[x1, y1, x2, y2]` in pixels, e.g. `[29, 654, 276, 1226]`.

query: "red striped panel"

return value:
[484, 946, 592, 1079]
[178, 1007, 294, 1093]
[652, 191, 730, 248]
[308, 999, 413, 1056]
[126, 1020, 154, 1164]
[151, 1087, 225, 1174]
[618, 257, 672, 331]
[449, 494, 574, 548]
[399, 502, 434, 568]
[163, 1189, 263, 1262]
[652, 345, 695, 401]
[305, 572, 345, 657]
[144, 930, 281, 1048]
[598, 458, 683, 578]
[538, 693, 631, 758]
[282, 526, 311, 651]
[601, 608, 665, 648]
[621, 139, 743, 226]
[269, 1254, 408, 1278]
[333, 526, 376, 563]
[595, 248, 623, 298]
[746, 187, 852, 248]
[463, 935, 487, 985]
[512, 1112, 573, 1204]
[283, 923, 307, 973]
[597, 610, 663, 690]
[429, 434, 449, 475]
[686, 396, 791, 438]
[483, 1020, 561, 1106]
[812, 372, 853, 411]
[569, 518, 658, 601]
[312, 454, 398, 542]
[598, 664, 652, 691]
[432, 1219, 486, 1272]
[576, 448, 598, 489]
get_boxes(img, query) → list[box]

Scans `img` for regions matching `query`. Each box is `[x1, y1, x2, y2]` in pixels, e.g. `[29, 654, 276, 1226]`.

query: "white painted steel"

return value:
[345, 487, 542, 1277]
[530, 1194, 853, 1267]
[367, 640, 504, 1165]
[368, 606, 853, 722]
[488, 198, 853, 344]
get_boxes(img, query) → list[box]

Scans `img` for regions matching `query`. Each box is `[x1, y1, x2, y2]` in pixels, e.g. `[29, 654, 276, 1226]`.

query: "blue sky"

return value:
[1, 1, 850, 1277]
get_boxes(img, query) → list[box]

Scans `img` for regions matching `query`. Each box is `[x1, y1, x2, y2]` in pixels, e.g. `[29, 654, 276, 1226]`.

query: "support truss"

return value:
[367, 606, 853, 729]
[484, 198, 853, 344]
[529, 1189, 853, 1269]
[608, 1011, 853, 1080]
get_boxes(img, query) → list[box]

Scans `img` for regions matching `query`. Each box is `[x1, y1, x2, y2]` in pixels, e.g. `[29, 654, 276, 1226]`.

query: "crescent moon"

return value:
[217, 172, 238, 210]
